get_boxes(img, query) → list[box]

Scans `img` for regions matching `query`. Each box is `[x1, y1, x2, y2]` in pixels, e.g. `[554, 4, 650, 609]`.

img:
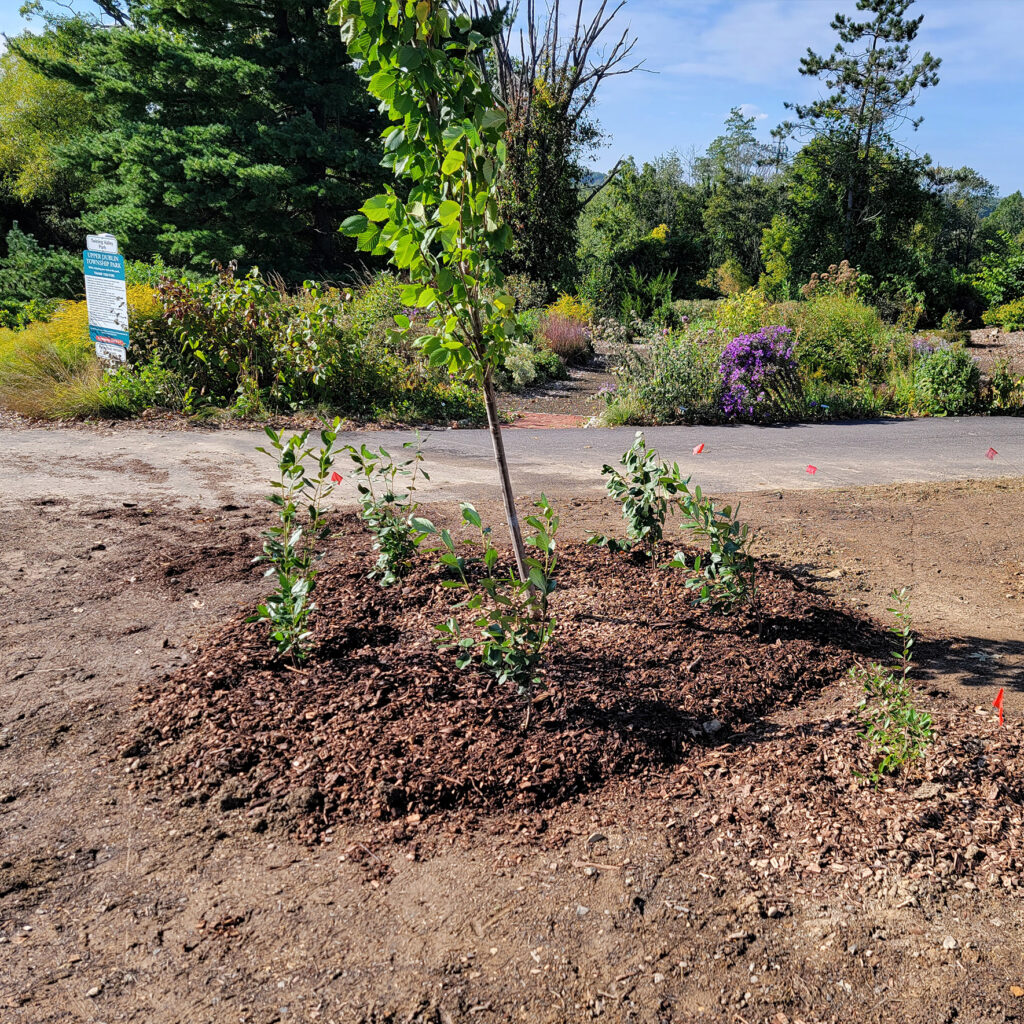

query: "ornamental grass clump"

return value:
[719, 325, 803, 422]
[540, 313, 592, 364]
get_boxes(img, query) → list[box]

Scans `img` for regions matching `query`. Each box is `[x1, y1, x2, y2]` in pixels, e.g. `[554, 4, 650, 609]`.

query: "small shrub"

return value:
[250, 422, 343, 660]
[495, 341, 567, 392]
[427, 497, 559, 697]
[973, 230, 1024, 308]
[701, 258, 752, 297]
[346, 437, 430, 586]
[503, 273, 549, 309]
[595, 432, 756, 608]
[781, 292, 890, 383]
[374, 362, 486, 424]
[618, 266, 677, 323]
[504, 345, 538, 389]
[125, 254, 197, 288]
[669, 483, 756, 610]
[983, 296, 1024, 332]
[158, 265, 286, 403]
[852, 588, 933, 784]
[606, 331, 724, 425]
[713, 288, 771, 338]
[547, 293, 593, 323]
[99, 355, 191, 415]
[719, 325, 803, 422]
[913, 347, 980, 415]
[348, 272, 406, 344]
[628, 317, 672, 345]
[990, 358, 1024, 410]
[576, 262, 616, 316]
[0, 297, 59, 331]
[515, 307, 545, 338]
[937, 309, 969, 346]
[532, 346, 565, 380]
[592, 431, 681, 561]
[540, 313, 592, 364]
[589, 315, 630, 349]
[0, 224, 80, 302]
[886, 361, 918, 415]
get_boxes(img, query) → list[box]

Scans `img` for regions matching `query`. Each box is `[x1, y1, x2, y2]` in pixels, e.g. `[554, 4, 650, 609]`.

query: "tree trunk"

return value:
[481, 370, 530, 582]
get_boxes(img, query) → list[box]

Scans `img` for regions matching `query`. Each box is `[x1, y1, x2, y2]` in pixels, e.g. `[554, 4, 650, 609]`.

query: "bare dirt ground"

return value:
[968, 328, 1024, 376]
[1, 478, 1022, 1023]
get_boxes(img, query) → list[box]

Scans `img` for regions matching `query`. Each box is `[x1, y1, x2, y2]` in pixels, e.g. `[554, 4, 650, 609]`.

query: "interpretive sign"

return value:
[83, 245, 129, 362]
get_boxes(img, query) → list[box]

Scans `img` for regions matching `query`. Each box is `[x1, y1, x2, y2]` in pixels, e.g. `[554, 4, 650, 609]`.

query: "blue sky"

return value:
[2, 0, 1022, 195]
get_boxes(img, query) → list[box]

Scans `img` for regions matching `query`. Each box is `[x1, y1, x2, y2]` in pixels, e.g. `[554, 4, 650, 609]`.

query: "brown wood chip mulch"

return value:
[135, 520, 1022, 892]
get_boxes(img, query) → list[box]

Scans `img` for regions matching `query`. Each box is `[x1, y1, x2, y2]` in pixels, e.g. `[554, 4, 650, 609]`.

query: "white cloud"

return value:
[620, 0, 1024, 87]
[737, 103, 767, 121]
[632, 0, 835, 86]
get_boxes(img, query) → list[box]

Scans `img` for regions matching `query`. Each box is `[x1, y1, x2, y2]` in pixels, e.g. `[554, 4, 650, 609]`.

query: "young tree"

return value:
[781, 0, 940, 258]
[780, 132, 930, 291]
[0, 30, 95, 208]
[0, 27, 99, 249]
[330, 0, 532, 578]
[983, 192, 1024, 245]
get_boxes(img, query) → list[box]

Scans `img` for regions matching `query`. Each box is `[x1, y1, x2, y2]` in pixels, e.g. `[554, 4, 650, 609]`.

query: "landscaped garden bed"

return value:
[137, 522, 867, 835]
[134, 518, 1022, 905]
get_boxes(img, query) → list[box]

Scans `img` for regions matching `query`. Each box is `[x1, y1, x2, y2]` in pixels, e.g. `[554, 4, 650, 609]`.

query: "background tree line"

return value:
[1, 0, 1022, 325]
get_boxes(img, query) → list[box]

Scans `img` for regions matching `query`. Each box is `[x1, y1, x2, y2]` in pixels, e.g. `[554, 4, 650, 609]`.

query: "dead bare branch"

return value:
[461, 0, 642, 130]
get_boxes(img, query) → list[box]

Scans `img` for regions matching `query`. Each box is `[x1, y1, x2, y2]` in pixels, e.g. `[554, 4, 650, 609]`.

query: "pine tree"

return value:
[21, 1, 385, 277]
[781, 0, 941, 259]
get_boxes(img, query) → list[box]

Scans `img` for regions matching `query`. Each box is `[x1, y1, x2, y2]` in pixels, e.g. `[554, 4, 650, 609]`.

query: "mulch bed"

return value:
[137, 517, 883, 842]
[135, 518, 1024, 892]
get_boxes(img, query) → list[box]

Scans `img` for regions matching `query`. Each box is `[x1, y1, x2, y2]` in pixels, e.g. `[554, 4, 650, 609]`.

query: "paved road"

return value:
[1, 417, 1021, 508]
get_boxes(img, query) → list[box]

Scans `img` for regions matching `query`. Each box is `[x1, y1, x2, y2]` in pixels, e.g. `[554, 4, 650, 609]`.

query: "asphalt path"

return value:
[1, 416, 1021, 508]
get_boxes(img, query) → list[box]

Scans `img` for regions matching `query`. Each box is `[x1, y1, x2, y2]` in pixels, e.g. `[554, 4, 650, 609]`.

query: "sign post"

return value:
[83, 235, 129, 362]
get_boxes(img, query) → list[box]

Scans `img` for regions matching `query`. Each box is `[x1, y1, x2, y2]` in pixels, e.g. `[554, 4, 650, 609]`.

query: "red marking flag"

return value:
[986, 448, 998, 460]
[330, 471, 343, 484]
[693, 443, 705, 455]
[993, 687, 1004, 726]
[806, 465, 817, 475]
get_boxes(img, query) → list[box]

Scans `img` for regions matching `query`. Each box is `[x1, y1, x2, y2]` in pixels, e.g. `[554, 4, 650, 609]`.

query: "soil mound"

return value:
[138, 519, 884, 840]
